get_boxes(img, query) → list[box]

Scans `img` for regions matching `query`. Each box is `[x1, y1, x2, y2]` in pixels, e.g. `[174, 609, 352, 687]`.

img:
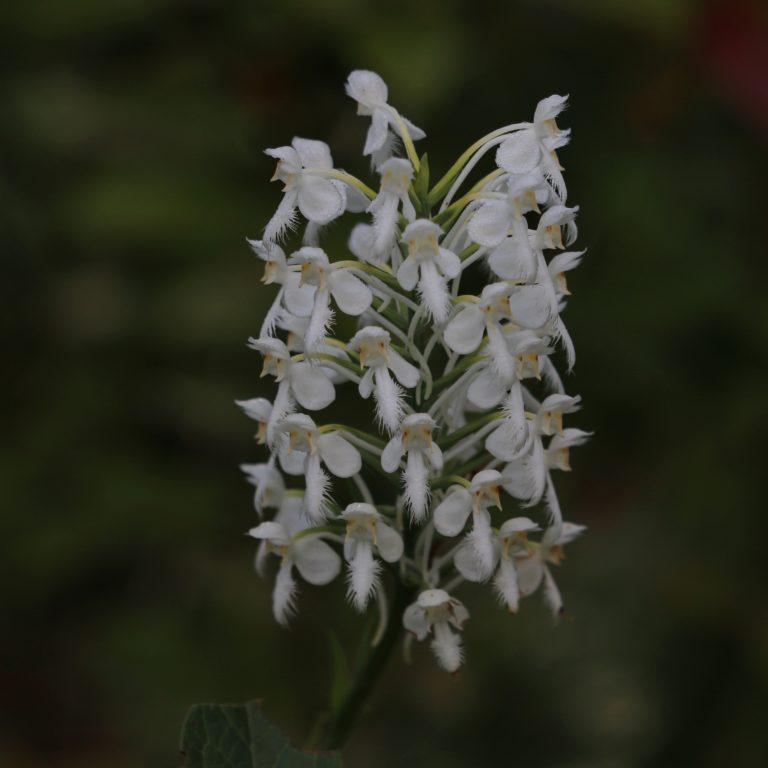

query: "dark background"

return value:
[3, 1, 768, 766]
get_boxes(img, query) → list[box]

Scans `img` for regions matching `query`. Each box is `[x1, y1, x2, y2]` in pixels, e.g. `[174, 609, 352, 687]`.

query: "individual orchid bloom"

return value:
[290, 246, 373, 350]
[433, 470, 505, 580]
[532, 204, 579, 253]
[464, 329, 553, 410]
[247, 337, 336, 444]
[381, 414, 443, 522]
[398, 220, 460, 323]
[468, 172, 547, 281]
[263, 137, 347, 244]
[446, 283, 552, 360]
[340, 502, 404, 611]
[246, 239, 316, 336]
[235, 397, 272, 444]
[240, 460, 285, 515]
[445, 283, 517, 383]
[247, 511, 341, 626]
[545, 428, 592, 472]
[272, 308, 353, 384]
[454, 516, 540, 613]
[495, 94, 571, 200]
[275, 414, 362, 521]
[345, 70, 426, 159]
[536, 393, 582, 436]
[496, 396, 586, 507]
[548, 249, 585, 301]
[403, 589, 469, 673]
[348, 326, 419, 433]
[516, 521, 585, 617]
[368, 158, 416, 257]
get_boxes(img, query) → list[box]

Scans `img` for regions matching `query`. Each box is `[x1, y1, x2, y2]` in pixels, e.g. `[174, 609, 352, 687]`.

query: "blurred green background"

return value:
[3, 0, 768, 766]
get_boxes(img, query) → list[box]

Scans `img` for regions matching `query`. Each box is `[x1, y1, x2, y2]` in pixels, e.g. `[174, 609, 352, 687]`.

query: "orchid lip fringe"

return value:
[239, 70, 590, 676]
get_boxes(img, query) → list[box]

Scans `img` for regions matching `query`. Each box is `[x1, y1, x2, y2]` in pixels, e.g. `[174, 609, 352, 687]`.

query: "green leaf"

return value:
[180, 701, 343, 768]
[412, 153, 431, 216]
[413, 153, 430, 199]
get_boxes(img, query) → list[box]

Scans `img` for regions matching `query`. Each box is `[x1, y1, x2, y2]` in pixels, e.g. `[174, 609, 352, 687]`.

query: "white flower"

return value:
[340, 502, 404, 611]
[240, 460, 285, 515]
[548, 249, 585, 301]
[368, 158, 416, 257]
[345, 70, 426, 159]
[464, 329, 552, 410]
[468, 172, 547, 282]
[276, 414, 362, 521]
[247, 337, 336, 444]
[495, 95, 571, 200]
[533, 204, 579, 252]
[348, 326, 419, 433]
[403, 589, 469, 673]
[516, 521, 585, 617]
[495, 397, 589, 512]
[235, 397, 273, 444]
[381, 414, 443, 522]
[453, 516, 540, 613]
[247, 505, 341, 626]
[347, 222, 378, 264]
[433, 469, 503, 579]
[291, 246, 373, 349]
[399, 220, 460, 323]
[246, 239, 316, 336]
[263, 137, 347, 243]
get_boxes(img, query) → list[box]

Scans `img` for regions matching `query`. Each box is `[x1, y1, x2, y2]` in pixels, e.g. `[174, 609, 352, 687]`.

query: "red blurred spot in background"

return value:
[699, 0, 768, 136]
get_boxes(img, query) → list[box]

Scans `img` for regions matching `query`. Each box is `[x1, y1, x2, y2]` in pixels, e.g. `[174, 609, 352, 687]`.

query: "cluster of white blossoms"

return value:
[239, 71, 589, 674]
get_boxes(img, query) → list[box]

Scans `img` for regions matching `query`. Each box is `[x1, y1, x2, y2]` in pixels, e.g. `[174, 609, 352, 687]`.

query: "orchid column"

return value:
[238, 69, 590, 749]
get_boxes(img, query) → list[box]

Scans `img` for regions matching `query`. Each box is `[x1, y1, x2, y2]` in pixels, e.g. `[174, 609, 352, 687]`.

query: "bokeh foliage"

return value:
[2, 0, 768, 766]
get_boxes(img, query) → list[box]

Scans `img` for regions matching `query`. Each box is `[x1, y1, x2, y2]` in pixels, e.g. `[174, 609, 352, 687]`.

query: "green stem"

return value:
[320, 579, 416, 750]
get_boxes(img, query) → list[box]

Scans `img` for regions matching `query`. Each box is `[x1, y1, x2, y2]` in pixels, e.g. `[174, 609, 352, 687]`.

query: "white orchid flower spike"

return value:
[238, 71, 593, 676]
[403, 589, 469, 673]
[348, 326, 419, 433]
[340, 503, 404, 611]
[381, 414, 443, 522]
[276, 414, 362, 522]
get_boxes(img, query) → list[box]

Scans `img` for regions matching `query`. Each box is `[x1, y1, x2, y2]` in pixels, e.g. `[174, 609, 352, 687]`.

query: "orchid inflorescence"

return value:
[239, 70, 589, 674]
